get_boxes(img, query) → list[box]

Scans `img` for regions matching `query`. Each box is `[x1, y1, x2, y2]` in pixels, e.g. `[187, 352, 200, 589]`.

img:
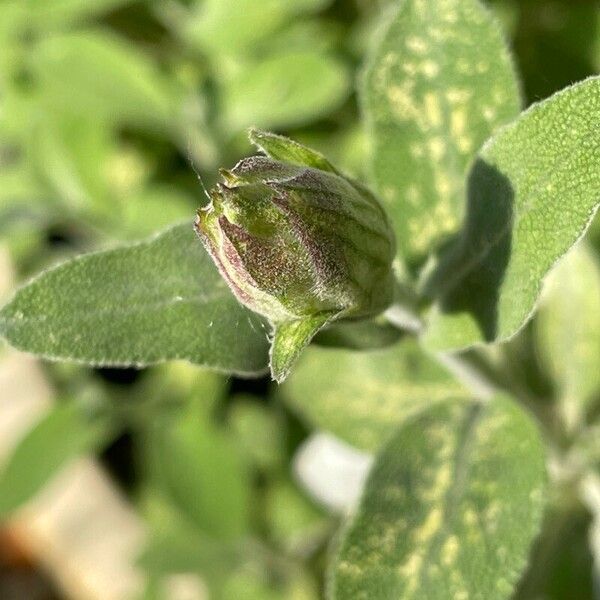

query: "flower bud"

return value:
[194, 131, 396, 326]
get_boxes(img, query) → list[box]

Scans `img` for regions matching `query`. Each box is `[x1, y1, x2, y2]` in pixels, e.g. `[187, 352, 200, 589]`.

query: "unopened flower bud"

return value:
[194, 130, 396, 380]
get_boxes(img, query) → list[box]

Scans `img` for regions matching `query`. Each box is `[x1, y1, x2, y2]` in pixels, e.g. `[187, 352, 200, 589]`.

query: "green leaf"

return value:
[330, 396, 546, 600]
[24, 0, 136, 27]
[270, 313, 335, 383]
[182, 0, 332, 56]
[222, 52, 350, 131]
[363, 0, 520, 261]
[229, 397, 285, 473]
[423, 76, 600, 351]
[280, 339, 469, 452]
[0, 402, 112, 516]
[0, 223, 270, 376]
[30, 30, 177, 128]
[33, 115, 115, 217]
[535, 243, 600, 429]
[142, 399, 251, 540]
[313, 317, 403, 351]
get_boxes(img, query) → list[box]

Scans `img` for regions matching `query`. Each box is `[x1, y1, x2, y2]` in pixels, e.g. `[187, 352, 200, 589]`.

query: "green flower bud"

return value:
[194, 130, 396, 381]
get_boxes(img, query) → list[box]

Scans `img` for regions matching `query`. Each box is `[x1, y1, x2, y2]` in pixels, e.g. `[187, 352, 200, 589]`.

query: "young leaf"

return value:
[329, 396, 546, 600]
[0, 223, 270, 376]
[0, 402, 112, 516]
[222, 52, 350, 131]
[280, 339, 469, 452]
[363, 0, 520, 261]
[423, 76, 600, 351]
[535, 243, 600, 429]
[270, 313, 336, 383]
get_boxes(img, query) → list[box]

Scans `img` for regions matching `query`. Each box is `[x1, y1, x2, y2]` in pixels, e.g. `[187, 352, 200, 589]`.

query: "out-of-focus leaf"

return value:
[535, 243, 600, 429]
[182, 0, 332, 55]
[229, 397, 285, 473]
[0, 401, 112, 516]
[0, 223, 270, 376]
[222, 52, 350, 131]
[24, 0, 136, 27]
[143, 398, 250, 540]
[424, 76, 600, 352]
[363, 0, 520, 261]
[267, 479, 330, 556]
[280, 339, 469, 452]
[34, 116, 114, 217]
[118, 186, 195, 239]
[330, 396, 546, 600]
[138, 489, 241, 586]
[30, 30, 178, 128]
[222, 560, 318, 600]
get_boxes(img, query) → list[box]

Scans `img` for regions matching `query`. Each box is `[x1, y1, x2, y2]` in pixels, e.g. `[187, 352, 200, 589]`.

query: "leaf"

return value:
[270, 313, 335, 383]
[0, 402, 112, 516]
[222, 52, 350, 131]
[329, 395, 547, 600]
[535, 243, 600, 429]
[33, 115, 115, 217]
[423, 76, 600, 351]
[0, 223, 270, 376]
[24, 0, 136, 27]
[182, 0, 332, 56]
[280, 339, 469, 452]
[142, 398, 251, 540]
[362, 0, 520, 261]
[30, 30, 177, 128]
[228, 397, 285, 473]
[313, 317, 403, 351]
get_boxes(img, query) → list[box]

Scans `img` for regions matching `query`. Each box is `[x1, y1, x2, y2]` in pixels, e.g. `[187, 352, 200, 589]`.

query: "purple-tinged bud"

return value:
[194, 130, 396, 381]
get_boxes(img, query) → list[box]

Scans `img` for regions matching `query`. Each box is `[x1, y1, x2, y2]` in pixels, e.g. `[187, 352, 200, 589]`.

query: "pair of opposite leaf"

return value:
[194, 130, 397, 382]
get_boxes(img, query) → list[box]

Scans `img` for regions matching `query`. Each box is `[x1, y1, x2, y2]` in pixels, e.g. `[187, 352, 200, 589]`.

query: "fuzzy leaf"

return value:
[330, 396, 546, 600]
[423, 76, 600, 351]
[280, 339, 469, 452]
[0, 223, 270, 376]
[363, 0, 520, 261]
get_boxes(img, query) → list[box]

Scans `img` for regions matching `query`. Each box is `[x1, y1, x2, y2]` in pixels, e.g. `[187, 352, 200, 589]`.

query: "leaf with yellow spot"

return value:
[329, 395, 546, 600]
[363, 0, 520, 262]
[279, 338, 470, 452]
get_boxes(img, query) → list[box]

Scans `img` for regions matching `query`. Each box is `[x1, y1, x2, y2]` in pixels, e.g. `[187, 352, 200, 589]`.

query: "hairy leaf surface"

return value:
[363, 0, 520, 261]
[281, 339, 469, 452]
[330, 396, 546, 600]
[424, 76, 600, 351]
[0, 224, 269, 376]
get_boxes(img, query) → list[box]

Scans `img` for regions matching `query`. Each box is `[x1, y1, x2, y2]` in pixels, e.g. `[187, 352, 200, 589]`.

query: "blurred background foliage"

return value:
[0, 0, 599, 598]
